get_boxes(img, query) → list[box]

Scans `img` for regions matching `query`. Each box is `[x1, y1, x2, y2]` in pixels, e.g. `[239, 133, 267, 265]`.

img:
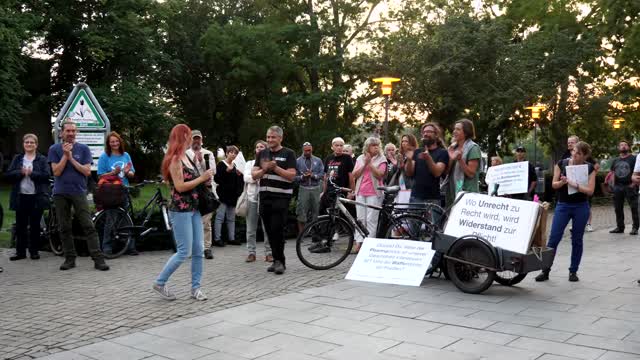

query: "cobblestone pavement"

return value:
[1, 204, 638, 360]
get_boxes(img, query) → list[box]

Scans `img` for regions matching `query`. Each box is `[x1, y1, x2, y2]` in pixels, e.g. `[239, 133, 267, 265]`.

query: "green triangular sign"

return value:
[64, 89, 106, 128]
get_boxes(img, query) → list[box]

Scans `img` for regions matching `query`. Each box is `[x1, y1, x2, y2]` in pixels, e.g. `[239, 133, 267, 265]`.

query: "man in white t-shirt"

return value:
[186, 130, 217, 259]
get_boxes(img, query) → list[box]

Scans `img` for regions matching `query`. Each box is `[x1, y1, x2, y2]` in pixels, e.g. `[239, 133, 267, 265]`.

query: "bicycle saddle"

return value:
[377, 186, 400, 195]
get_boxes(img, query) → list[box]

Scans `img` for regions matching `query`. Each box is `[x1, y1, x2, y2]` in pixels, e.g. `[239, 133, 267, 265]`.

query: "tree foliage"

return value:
[1, 0, 638, 168]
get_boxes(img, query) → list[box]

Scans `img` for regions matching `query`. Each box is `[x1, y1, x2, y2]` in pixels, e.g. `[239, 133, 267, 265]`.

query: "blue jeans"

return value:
[214, 203, 236, 242]
[547, 201, 589, 273]
[156, 210, 204, 289]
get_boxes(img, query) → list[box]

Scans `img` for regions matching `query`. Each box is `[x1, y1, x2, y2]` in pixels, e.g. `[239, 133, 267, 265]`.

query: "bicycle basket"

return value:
[95, 183, 126, 209]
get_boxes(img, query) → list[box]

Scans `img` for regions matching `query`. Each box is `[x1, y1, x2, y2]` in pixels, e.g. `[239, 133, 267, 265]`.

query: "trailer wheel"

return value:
[495, 271, 527, 286]
[446, 237, 496, 294]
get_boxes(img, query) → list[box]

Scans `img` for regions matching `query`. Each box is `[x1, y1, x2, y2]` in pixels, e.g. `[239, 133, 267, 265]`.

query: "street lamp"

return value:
[525, 104, 546, 168]
[610, 118, 625, 129]
[373, 77, 400, 143]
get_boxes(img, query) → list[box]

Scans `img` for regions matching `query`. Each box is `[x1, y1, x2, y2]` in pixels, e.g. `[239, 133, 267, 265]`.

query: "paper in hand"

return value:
[566, 164, 588, 195]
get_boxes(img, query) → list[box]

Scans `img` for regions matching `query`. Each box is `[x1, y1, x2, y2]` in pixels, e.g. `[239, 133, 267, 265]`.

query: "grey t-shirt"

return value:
[20, 157, 36, 194]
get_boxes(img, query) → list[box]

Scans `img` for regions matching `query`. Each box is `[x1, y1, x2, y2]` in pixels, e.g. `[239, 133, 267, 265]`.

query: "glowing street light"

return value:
[610, 118, 625, 129]
[525, 103, 547, 174]
[373, 77, 400, 142]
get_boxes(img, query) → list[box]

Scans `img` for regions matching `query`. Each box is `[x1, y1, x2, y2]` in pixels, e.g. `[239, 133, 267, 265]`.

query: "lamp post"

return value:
[525, 104, 546, 168]
[373, 77, 400, 143]
[610, 118, 625, 129]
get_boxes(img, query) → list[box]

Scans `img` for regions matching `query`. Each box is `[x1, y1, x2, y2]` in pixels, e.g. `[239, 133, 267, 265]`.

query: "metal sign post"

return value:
[54, 83, 110, 170]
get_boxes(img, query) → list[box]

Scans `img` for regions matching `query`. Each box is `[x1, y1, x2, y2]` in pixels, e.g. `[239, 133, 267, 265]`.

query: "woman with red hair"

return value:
[153, 124, 213, 301]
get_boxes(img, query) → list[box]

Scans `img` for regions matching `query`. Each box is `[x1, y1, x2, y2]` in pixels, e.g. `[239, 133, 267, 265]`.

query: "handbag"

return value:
[235, 184, 249, 217]
[187, 157, 219, 216]
[195, 183, 219, 216]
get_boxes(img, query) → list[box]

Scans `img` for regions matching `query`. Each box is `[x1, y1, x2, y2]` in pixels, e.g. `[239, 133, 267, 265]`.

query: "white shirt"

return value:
[186, 147, 217, 194]
[20, 156, 36, 194]
[244, 160, 259, 203]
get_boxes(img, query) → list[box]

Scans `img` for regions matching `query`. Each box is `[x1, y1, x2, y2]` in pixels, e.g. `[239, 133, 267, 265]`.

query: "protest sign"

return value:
[566, 164, 589, 195]
[485, 162, 529, 195]
[444, 192, 539, 254]
[346, 238, 436, 286]
[233, 151, 246, 172]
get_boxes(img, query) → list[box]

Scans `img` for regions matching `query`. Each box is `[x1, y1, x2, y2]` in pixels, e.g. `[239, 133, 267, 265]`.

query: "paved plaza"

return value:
[1, 205, 640, 360]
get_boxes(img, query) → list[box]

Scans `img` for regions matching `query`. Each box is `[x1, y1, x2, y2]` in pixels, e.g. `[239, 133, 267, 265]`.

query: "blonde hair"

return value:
[362, 137, 383, 156]
[491, 156, 503, 166]
[23, 133, 38, 144]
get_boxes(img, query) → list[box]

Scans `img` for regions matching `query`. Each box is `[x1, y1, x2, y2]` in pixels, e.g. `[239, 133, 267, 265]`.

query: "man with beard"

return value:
[48, 121, 109, 271]
[405, 122, 449, 212]
[609, 140, 638, 235]
[186, 130, 217, 258]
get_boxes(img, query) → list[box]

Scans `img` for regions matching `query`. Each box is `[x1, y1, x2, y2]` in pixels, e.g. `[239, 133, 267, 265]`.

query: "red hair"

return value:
[161, 124, 191, 181]
[105, 131, 126, 156]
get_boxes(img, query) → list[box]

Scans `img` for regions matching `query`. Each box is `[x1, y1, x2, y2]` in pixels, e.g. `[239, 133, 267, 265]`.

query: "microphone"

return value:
[204, 153, 210, 170]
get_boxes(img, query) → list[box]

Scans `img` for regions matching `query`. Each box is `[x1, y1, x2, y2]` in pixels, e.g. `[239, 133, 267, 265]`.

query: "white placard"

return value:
[346, 238, 436, 286]
[566, 164, 588, 195]
[233, 151, 246, 173]
[76, 132, 106, 145]
[485, 162, 529, 195]
[87, 145, 105, 159]
[444, 192, 539, 254]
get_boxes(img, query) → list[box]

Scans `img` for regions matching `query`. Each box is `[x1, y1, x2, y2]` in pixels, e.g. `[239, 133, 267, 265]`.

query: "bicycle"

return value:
[93, 179, 175, 259]
[296, 180, 441, 270]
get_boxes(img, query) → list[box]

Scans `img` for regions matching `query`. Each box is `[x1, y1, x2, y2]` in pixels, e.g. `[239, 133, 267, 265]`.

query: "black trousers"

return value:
[260, 196, 290, 265]
[15, 194, 44, 257]
[613, 185, 639, 230]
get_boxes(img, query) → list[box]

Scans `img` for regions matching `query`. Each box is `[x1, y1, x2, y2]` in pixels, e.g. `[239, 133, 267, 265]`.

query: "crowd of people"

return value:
[4, 118, 640, 296]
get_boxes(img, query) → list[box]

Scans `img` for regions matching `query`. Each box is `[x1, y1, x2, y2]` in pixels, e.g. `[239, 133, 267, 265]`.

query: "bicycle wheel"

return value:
[384, 214, 434, 242]
[495, 271, 527, 286]
[296, 216, 354, 270]
[94, 208, 133, 259]
[47, 210, 64, 256]
[446, 237, 496, 294]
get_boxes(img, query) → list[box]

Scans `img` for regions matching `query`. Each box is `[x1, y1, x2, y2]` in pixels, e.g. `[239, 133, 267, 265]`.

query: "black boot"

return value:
[60, 257, 76, 270]
[535, 269, 550, 282]
[94, 257, 110, 271]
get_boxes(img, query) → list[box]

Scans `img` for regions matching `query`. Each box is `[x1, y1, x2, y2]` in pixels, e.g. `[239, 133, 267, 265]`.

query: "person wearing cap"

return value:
[186, 130, 217, 259]
[511, 146, 537, 201]
[295, 142, 324, 234]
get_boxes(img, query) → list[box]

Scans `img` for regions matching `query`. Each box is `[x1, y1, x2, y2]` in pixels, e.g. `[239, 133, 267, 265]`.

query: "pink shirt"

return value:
[358, 162, 387, 196]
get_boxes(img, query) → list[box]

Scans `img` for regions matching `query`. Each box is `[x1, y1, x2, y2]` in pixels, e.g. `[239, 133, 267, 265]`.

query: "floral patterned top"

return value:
[169, 162, 199, 212]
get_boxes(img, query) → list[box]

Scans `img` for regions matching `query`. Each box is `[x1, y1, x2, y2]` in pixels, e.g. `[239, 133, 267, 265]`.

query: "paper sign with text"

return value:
[346, 238, 436, 286]
[444, 192, 539, 254]
[485, 162, 529, 195]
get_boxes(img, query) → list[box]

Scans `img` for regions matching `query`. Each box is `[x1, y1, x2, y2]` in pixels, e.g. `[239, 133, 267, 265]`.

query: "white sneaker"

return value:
[586, 224, 594, 232]
[191, 288, 208, 301]
[152, 283, 176, 301]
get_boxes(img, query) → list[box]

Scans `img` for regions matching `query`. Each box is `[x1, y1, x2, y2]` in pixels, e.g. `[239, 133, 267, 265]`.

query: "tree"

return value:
[0, 0, 32, 130]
